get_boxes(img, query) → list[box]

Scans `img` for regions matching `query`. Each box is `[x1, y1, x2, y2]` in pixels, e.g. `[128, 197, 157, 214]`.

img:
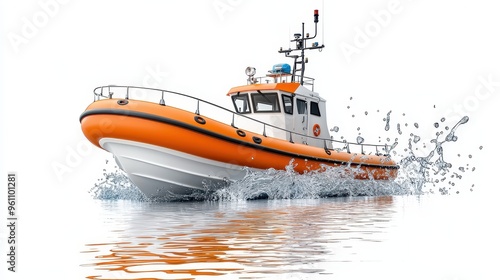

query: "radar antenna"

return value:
[278, 10, 325, 85]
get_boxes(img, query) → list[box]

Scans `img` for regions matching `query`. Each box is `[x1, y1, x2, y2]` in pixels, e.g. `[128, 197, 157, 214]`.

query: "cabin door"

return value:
[296, 98, 308, 144]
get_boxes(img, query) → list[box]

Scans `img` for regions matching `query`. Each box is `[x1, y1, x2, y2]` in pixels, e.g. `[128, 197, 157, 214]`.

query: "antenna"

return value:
[322, 0, 325, 46]
[278, 10, 325, 85]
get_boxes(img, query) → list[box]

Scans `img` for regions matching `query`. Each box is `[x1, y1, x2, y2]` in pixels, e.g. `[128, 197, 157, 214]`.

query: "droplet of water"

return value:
[397, 123, 402, 135]
[414, 123, 419, 128]
[347, 106, 350, 109]
[352, 114, 355, 118]
[413, 135, 421, 143]
[350, 97, 353, 100]
[385, 111, 392, 131]
[331, 126, 339, 132]
[365, 111, 368, 115]
[445, 117, 467, 142]
[479, 146, 483, 150]
[441, 117, 446, 122]
[356, 136, 364, 144]
[434, 122, 439, 128]
[388, 141, 398, 153]
[468, 154, 472, 158]
[357, 127, 361, 131]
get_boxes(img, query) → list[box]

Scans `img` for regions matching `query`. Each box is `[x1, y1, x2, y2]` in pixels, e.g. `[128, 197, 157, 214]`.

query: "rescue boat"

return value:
[80, 10, 398, 198]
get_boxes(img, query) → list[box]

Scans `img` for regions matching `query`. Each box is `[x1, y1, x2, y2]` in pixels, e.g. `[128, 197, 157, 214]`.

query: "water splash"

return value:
[89, 168, 147, 201]
[209, 163, 420, 201]
[330, 126, 339, 133]
[90, 159, 422, 202]
[445, 116, 468, 142]
[398, 116, 475, 195]
[90, 113, 480, 201]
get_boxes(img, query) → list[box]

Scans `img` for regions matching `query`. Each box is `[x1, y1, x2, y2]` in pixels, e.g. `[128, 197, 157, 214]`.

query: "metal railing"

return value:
[249, 74, 315, 91]
[93, 85, 391, 156]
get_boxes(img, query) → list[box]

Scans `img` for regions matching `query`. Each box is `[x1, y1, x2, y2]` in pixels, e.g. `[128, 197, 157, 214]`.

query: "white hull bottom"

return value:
[99, 138, 251, 198]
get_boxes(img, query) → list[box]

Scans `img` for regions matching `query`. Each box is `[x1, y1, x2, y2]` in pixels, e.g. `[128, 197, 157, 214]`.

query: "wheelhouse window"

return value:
[232, 93, 251, 114]
[251, 92, 281, 113]
[282, 94, 293, 115]
[297, 99, 307, 114]
[311, 101, 321, 116]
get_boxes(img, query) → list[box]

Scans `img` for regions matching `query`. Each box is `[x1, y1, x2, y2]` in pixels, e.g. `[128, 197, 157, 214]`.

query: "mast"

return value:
[278, 10, 325, 85]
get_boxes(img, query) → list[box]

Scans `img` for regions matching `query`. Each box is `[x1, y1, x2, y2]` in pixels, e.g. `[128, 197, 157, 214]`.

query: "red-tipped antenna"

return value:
[278, 10, 325, 85]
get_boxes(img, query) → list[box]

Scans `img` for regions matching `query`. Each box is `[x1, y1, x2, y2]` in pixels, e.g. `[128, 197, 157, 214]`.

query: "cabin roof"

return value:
[227, 83, 300, 96]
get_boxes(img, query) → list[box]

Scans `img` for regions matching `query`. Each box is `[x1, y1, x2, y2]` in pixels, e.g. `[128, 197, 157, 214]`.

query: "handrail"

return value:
[250, 74, 315, 91]
[93, 85, 392, 156]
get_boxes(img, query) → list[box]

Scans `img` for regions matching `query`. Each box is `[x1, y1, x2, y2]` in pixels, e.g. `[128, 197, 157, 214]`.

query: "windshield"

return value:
[231, 94, 251, 113]
[251, 92, 281, 113]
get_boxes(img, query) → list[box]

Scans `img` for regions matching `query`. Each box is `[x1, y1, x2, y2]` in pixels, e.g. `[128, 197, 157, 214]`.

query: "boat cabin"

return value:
[228, 10, 331, 149]
[227, 64, 332, 149]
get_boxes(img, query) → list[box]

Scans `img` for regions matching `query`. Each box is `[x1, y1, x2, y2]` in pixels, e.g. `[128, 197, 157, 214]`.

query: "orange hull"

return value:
[81, 99, 398, 187]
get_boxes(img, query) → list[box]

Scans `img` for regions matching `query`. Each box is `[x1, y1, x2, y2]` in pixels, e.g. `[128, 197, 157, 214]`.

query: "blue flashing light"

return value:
[272, 63, 292, 74]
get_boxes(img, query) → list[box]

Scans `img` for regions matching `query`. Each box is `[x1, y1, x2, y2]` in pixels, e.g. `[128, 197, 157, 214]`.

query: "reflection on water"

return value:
[82, 196, 396, 279]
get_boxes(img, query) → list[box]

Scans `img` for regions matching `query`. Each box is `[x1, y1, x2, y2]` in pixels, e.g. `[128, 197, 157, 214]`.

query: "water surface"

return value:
[80, 195, 496, 280]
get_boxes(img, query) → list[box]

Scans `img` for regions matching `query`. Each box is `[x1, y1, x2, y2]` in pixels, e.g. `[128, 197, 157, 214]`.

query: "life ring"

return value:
[313, 124, 321, 137]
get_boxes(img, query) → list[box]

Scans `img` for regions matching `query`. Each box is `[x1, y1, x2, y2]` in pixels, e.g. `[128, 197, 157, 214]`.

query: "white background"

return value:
[1, 0, 499, 278]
